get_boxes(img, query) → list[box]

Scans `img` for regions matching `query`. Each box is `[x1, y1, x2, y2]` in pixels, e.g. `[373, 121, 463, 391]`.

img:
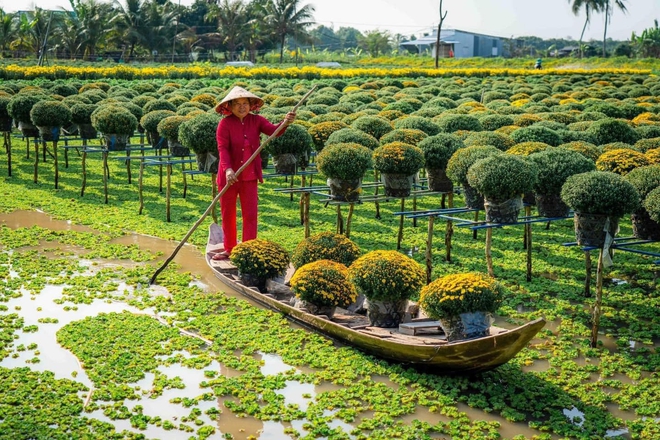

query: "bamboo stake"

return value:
[397, 197, 405, 250]
[584, 251, 592, 297]
[590, 248, 605, 348]
[426, 215, 434, 284]
[150, 85, 317, 285]
[345, 202, 354, 238]
[445, 192, 454, 262]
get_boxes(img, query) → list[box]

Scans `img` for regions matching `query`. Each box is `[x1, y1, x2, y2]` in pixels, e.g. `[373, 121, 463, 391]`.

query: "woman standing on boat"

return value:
[212, 86, 296, 260]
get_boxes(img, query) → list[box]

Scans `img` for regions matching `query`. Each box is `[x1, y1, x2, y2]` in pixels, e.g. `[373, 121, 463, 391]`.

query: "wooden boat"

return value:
[205, 223, 545, 374]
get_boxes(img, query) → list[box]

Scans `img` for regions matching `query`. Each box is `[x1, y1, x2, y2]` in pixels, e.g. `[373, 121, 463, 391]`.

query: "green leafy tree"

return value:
[205, 0, 248, 61]
[0, 10, 18, 56]
[602, 0, 628, 57]
[264, 0, 315, 63]
[568, 0, 605, 58]
[631, 19, 660, 58]
[359, 30, 391, 57]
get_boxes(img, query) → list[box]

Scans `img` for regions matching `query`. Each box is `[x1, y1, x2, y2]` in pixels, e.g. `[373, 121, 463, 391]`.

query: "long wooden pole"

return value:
[149, 85, 317, 285]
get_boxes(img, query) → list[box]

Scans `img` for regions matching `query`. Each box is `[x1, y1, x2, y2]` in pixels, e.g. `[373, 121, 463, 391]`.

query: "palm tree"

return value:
[568, 0, 605, 58]
[205, 0, 248, 61]
[0, 10, 18, 56]
[112, 0, 149, 60]
[602, 0, 628, 57]
[263, 0, 315, 63]
[70, 0, 114, 60]
[140, 0, 179, 60]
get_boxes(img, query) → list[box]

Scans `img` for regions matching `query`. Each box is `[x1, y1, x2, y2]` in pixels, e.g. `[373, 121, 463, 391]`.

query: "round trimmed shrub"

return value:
[418, 133, 463, 170]
[464, 131, 515, 151]
[70, 103, 98, 125]
[647, 148, 660, 165]
[561, 171, 640, 216]
[230, 239, 290, 280]
[351, 115, 393, 140]
[157, 115, 189, 142]
[507, 141, 552, 156]
[291, 232, 361, 269]
[467, 154, 537, 201]
[326, 128, 380, 150]
[316, 142, 373, 181]
[268, 123, 314, 156]
[140, 110, 176, 134]
[178, 112, 221, 154]
[558, 141, 602, 162]
[510, 125, 562, 146]
[624, 165, 660, 200]
[447, 145, 501, 185]
[392, 116, 441, 135]
[372, 142, 424, 175]
[30, 100, 72, 127]
[143, 99, 177, 114]
[379, 128, 428, 146]
[596, 148, 650, 175]
[528, 148, 596, 195]
[634, 137, 660, 153]
[308, 121, 348, 152]
[478, 114, 515, 131]
[290, 260, 357, 308]
[91, 105, 138, 135]
[587, 118, 640, 145]
[644, 187, 660, 223]
[348, 250, 425, 302]
[434, 114, 483, 133]
[8, 93, 48, 123]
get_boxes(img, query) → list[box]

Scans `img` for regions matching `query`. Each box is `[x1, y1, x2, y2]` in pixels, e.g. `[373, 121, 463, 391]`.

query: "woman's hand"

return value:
[283, 111, 296, 125]
[225, 168, 238, 185]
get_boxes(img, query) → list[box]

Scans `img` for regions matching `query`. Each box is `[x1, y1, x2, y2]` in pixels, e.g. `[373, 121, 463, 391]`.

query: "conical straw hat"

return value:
[215, 86, 264, 115]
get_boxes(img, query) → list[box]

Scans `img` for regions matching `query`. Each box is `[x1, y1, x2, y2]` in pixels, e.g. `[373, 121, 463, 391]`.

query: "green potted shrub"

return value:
[308, 121, 348, 152]
[350, 115, 393, 140]
[467, 154, 538, 223]
[90, 105, 138, 151]
[419, 272, 504, 342]
[157, 115, 190, 157]
[510, 125, 562, 146]
[316, 142, 373, 202]
[70, 103, 99, 140]
[418, 133, 463, 192]
[561, 171, 640, 247]
[372, 141, 424, 197]
[528, 148, 596, 217]
[8, 93, 47, 137]
[587, 118, 640, 146]
[348, 250, 425, 328]
[596, 148, 650, 175]
[624, 165, 660, 240]
[178, 112, 221, 173]
[0, 95, 12, 132]
[140, 110, 176, 149]
[267, 123, 313, 174]
[325, 127, 380, 150]
[446, 145, 501, 210]
[29, 100, 72, 142]
[644, 186, 660, 224]
[463, 131, 515, 151]
[291, 232, 361, 269]
[379, 128, 428, 146]
[229, 239, 290, 291]
[558, 141, 602, 162]
[290, 260, 358, 318]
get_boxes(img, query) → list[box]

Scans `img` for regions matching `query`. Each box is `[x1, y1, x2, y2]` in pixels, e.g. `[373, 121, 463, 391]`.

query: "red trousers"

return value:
[220, 180, 258, 254]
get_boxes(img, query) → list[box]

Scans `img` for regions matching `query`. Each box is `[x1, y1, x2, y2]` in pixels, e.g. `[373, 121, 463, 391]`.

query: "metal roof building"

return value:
[400, 29, 504, 58]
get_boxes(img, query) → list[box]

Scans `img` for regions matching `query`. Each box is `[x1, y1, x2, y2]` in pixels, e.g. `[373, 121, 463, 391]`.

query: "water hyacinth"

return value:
[290, 260, 357, 308]
[419, 272, 504, 319]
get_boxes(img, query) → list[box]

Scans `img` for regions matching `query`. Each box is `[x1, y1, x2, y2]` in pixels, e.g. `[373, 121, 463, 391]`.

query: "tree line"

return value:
[0, 0, 657, 64]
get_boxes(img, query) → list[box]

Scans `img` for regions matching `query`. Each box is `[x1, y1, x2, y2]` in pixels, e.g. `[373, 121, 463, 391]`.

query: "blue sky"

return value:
[4, 0, 659, 41]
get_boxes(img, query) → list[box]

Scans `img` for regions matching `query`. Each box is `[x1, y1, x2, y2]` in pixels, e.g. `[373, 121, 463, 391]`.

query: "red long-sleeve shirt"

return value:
[216, 113, 286, 188]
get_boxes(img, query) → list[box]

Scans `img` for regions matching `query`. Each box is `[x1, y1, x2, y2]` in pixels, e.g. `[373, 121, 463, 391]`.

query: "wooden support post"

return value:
[126, 149, 132, 184]
[374, 170, 381, 219]
[33, 138, 39, 183]
[103, 151, 109, 204]
[426, 215, 434, 284]
[159, 163, 163, 193]
[138, 161, 145, 215]
[345, 202, 354, 238]
[211, 173, 218, 224]
[397, 198, 405, 251]
[445, 192, 454, 262]
[26, 137, 30, 159]
[53, 141, 59, 189]
[485, 227, 494, 277]
[526, 215, 532, 282]
[304, 192, 310, 238]
[166, 163, 172, 222]
[336, 204, 344, 234]
[81, 150, 87, 197]
[523, 205, 531, 250]
[64, 138, 69, 168]
[181, 162, 187, 198]
[584, 251, 592, 297]
[42, 138, 46, 162]
[289, 173, 295, 202]
[590, 249, 605, 348]
[412, 195, 418, 227]
[441, 193, 446, 209]
[299, 174, 307, 224]
[4, 133, 11, 177]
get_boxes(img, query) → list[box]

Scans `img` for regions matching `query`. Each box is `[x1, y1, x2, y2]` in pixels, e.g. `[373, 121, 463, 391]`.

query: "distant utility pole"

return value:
[434, 0, 447, 68]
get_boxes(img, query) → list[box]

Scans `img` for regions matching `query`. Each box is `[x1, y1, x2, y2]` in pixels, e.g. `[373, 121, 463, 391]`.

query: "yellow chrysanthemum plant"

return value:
[229, 239, 290, 288]
[419, 272, 504, 341]
[290, 260, 358, 315]
[348, 250, 425, 327]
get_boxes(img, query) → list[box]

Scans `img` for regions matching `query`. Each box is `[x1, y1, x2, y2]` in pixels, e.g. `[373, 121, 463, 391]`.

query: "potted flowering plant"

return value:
[419, 272, 504, 342]
[30, 100, 72, 142]
[91, 105, 138, 151]
[308, 120, 348, 152]
[8, 93, 46, 137]
[418, 133, 463, 192]
[644, 186, 660, 224]
[595, 148, 650, 175]
[372, 142, 425, 197]
[0, 96, 12, 132]
[561, 171, 640, 247]
[290, 260, 358, 318]
[157, 115, 190, 157]
[528, 148, 596, 217]
[348, 250, 425, 328]
[229, 239, 290, 291]
[140, 110, 176, 149]
[178, 112, 221, 173]
[446, 145, 501, 210]
[291, 231, 361, 269]
[624, 165, 660, 240]
[70, 103, 99, 140]
[267, 123, 314, 174]
[466, 154, 538, 223]
[316, 142, 373, 202]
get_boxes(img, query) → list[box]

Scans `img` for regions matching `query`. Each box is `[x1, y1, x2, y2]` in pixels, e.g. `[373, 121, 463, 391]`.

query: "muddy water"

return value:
[0, 210, 642, 439]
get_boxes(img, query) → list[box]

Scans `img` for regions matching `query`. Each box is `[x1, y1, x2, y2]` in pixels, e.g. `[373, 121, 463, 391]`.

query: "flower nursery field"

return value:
[0, 68, 659, 440]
